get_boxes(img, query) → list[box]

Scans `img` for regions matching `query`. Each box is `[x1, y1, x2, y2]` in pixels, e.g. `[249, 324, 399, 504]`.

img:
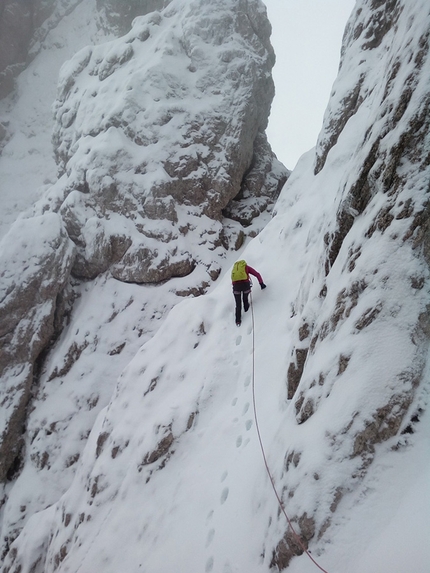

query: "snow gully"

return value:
[249, 291, 330, 573]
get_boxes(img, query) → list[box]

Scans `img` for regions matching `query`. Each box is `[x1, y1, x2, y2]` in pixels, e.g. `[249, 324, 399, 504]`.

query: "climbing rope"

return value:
[249, 291, 330, 573]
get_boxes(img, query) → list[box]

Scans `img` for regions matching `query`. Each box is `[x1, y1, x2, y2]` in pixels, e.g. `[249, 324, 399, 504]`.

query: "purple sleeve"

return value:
[246, 265, 263, 284]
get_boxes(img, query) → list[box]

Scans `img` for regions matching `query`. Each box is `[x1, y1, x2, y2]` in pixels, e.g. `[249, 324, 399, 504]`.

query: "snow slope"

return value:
[2, 0, 430, 571]
[4, 145, 429, 571]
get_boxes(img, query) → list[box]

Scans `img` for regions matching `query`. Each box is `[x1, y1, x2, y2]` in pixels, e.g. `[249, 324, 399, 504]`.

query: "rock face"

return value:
[223, 131, 289, 226]
[0, 1, 176, 99]
[0, 0, 135, 99]
[0, 0, 287, 562]
[0, 214, 75, 483]
[271, 0, 430, 566]
[45, 0, 286, 284]
[96, 0, 169, 34]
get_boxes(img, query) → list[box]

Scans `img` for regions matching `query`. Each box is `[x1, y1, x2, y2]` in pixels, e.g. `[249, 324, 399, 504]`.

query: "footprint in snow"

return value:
[236, 436, 242, 447]
[244, 375, 251, 388]
[245, 419, 253, 431]
[231, 397, 238, 406]
[235, 335, 242, 346]
[220, 471, 228, 482]
[205, 556, 214, 572]
[220, 487, 229, 504]
[206, 528, 215, 547]
[242, 402, 249, 414]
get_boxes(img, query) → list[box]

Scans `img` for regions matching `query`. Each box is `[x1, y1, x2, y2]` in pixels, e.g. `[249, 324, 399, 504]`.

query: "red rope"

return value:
[249, 291, 329, 573]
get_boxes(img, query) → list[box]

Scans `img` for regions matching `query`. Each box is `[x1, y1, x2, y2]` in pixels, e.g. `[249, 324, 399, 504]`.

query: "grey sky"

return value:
[264, 0, 356, 170]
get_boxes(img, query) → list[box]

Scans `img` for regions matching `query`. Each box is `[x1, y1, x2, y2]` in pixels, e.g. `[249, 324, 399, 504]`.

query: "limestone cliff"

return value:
[46, 0, 285, 283]
[272, 0, 430, 566]
[0, 0, 287, 560]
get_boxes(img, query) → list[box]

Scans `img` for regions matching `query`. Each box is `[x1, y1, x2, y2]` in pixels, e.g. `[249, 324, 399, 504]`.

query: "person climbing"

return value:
[231, 260, 266, 326]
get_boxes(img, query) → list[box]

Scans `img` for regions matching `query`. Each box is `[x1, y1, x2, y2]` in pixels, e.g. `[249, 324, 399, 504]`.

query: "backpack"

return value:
[231, 260, 248, 282]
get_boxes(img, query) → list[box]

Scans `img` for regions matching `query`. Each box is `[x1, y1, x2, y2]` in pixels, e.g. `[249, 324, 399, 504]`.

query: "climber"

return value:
[231, 260, 266, 326]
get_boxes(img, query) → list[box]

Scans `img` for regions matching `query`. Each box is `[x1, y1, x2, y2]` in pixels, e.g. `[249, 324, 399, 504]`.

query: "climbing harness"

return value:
[249, 291, 330, 573]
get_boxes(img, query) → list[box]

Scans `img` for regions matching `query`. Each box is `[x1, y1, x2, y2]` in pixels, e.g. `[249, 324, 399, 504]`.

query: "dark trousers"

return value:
[233, 281, 251, 323]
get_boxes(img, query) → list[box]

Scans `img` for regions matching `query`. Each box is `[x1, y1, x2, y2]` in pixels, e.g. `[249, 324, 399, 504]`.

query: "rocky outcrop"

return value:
[0, 0, 286, 561]
[272, 0, 430, 566]
[223, 132, 290, 226]
[44, 0, 286, 285]
[0, 214, 75, 482]
[96, 0, 169, 35]
[0, 0, 36, 98]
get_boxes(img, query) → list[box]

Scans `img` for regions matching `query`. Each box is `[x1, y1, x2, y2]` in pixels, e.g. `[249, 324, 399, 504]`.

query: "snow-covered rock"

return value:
[43, 0, 286, 284]
[2, 0, 430, 572]
[0, 214, 75, 483]
[0, 0, 114, 241]
[0, 0, 286, 561]
[96, 0, 169, 35]
[271, 0, 430, 566]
